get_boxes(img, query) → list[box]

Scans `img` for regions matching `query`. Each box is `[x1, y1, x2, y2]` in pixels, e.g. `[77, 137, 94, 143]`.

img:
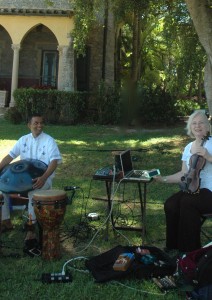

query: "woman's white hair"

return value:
[186, 110, 210, 138]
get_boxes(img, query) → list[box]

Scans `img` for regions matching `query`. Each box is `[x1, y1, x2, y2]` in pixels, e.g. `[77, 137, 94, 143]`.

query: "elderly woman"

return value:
[155, 110, 212, 253]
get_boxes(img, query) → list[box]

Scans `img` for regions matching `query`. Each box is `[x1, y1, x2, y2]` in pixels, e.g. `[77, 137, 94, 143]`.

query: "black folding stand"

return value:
[92, 176, 152, 243]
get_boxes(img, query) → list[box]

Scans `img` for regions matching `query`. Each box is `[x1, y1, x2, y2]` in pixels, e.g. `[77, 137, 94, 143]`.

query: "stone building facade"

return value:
[0, 0, 115, 106]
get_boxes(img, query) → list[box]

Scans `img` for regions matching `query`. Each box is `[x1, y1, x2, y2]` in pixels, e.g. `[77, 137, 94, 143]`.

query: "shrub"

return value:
[136, 86, 179, 125]
[13, 88, 89, 125]
[4, 107, 23, 124]
[94, 81, 121, 125]
[174, 99, 202, 116]
[130, 86, 207, 125]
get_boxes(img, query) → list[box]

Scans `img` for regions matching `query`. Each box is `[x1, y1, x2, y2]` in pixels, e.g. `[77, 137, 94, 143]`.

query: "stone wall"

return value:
[0, 0, 73, 10]
[87, 26, 104, 91]
[87, 9, 115, 90]
[0, 90, 8, 107]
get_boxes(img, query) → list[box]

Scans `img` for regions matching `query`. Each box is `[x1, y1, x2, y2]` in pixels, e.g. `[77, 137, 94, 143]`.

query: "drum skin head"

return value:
[33, 189, 66, 200]
[0, 159, 47, 193]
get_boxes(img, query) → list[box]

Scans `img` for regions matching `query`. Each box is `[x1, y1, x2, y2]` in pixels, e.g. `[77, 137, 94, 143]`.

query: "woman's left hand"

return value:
[195, 146, 208, 158]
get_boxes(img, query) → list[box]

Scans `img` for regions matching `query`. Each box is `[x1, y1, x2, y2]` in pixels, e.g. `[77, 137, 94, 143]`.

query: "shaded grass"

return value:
[0, 119, 197, 299]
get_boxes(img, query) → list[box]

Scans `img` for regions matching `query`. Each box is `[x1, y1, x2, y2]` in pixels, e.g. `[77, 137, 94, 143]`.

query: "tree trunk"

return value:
[197, 70, 203, 102]
[185, 0, 212, 115]
[102, 0, 109, 80]
[124, 9, 141, 125]
[131, 9, 139, 84]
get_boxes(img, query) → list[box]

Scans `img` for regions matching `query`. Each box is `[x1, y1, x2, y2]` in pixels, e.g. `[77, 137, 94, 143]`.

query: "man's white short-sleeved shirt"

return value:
[9, 132, 62, 181]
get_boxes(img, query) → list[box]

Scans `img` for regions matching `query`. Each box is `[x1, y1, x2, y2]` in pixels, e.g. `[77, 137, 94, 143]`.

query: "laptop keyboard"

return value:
[126, 170, 143, 178]
[132, 171, 143, 177]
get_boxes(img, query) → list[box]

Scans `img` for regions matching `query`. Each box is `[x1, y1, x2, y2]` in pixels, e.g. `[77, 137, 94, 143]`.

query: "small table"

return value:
[92, 175, 152, 243]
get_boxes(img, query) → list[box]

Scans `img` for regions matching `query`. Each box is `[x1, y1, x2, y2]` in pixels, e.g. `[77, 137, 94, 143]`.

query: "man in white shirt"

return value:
[0, 114, 62, 232]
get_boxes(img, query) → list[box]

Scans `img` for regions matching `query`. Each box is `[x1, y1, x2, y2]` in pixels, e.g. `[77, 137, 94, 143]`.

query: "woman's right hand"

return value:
[153, 174, 164, 182]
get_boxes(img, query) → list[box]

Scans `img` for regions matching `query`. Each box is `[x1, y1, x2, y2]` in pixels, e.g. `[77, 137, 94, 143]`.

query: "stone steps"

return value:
[0, 107, 7, 118]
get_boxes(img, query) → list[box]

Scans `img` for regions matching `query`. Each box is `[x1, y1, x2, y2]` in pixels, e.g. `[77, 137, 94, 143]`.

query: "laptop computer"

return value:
[116, 149, 151, 181]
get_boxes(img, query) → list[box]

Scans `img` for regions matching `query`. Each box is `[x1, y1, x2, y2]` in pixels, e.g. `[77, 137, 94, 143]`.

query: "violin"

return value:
[180, 132, 210, 194]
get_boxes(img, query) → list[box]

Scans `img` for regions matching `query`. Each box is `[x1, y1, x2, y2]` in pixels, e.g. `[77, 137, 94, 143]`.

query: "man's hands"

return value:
[32, 160, 58, 189]
[32, 176, 46, 189]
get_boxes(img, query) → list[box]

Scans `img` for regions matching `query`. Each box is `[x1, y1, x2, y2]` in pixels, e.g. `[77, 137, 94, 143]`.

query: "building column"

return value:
[10, 44, 21, 107]
[57, 37, 75, 91]
[57, 45, 64, 91]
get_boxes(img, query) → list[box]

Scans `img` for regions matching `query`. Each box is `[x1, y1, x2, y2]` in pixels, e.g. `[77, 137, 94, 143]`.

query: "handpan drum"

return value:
[0, 159, 47, 193]
[0, 191, 3, 204]
[0, 192, 4, 237]
[32, 189, 67, 260]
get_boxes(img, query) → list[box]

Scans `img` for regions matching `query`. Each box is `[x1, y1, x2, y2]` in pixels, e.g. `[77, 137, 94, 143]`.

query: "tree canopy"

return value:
[185, 0, 212, 115]
[72, 0, 206, 106]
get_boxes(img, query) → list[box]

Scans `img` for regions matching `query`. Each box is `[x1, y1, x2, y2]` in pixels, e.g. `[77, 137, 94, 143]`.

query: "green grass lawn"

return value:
[0, 118, 208, 299]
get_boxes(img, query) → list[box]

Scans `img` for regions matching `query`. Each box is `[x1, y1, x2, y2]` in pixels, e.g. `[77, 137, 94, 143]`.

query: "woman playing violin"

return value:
[154, 110, 212, 253]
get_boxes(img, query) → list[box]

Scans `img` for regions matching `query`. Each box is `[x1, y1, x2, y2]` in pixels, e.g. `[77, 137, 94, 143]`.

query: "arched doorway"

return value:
[0, 25, 13, 105]
[19, 24, 58, 88]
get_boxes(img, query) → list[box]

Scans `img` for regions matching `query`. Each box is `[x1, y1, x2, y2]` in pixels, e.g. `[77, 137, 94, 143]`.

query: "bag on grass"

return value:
[85, 245, 176, 283]
[186, 285, 212, 300]
[177, 245, 212, 288]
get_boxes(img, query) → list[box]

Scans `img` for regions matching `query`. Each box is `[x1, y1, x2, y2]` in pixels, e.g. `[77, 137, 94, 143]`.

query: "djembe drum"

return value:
[32, 189, 67, 260]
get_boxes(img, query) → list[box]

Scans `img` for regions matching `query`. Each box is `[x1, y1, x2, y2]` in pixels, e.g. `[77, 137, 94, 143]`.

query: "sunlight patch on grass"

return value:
[0, 140, 16, 146]
[105, 139, 144, 148]
[143, 135, 185, 145]
[57, 140, 88, 146]
[0, 142, 16, 160]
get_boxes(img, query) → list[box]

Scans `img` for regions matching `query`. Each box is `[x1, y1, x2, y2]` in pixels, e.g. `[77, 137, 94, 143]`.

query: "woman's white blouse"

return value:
[182, 137, 212, 191]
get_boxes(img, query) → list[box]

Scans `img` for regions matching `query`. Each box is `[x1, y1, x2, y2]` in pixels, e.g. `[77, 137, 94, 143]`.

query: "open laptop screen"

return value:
[120, 149, 133, 176]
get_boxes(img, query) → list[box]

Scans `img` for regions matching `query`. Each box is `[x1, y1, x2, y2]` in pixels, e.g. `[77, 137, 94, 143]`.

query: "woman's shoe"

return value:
[1, 219, 14, 233]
